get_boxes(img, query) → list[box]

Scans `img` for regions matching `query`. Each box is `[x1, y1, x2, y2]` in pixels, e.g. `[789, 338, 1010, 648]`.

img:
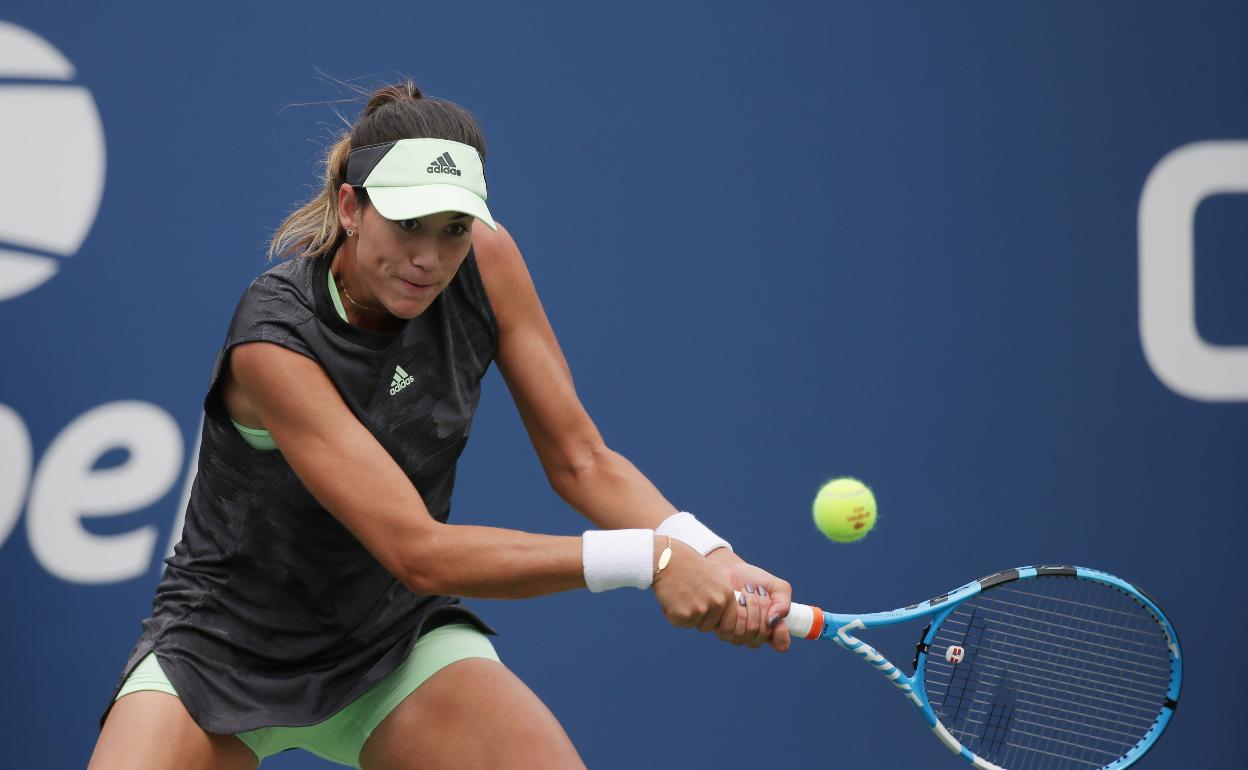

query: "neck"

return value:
[331, 246, 402, 333]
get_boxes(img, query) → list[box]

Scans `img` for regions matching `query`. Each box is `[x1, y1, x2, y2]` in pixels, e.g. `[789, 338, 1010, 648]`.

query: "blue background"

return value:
[1, 2, 1244, 767]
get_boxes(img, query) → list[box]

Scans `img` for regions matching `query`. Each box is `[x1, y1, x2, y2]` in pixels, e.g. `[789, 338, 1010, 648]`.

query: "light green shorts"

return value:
[113, 623, 500, 768]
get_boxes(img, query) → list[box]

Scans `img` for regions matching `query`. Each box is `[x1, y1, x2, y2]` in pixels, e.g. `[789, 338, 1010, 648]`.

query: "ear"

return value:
[337, 184, 362, 232]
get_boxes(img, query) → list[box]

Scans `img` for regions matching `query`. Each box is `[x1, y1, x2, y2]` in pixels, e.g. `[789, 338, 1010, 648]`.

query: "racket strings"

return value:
[927, 615, 1165, 751]
[929, 656, 1159, 738]
[979, 590, 1172, 660]
[931, 620, 1167, 711]
[940, 605, 1173, 681]
[922, 576, 1173, 770]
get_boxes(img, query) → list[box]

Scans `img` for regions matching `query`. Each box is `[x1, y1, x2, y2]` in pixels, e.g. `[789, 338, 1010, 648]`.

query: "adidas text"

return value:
[427, 152, 462, 176]
[390, 364, 415, 396]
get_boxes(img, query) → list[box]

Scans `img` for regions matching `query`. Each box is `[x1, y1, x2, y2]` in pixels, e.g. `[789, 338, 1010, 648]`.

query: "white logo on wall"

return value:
[0, 21, 106, 301]
[0, 22, 173, 588]
[1140, 141, 1248, 402]
[1, 398, 195, 586]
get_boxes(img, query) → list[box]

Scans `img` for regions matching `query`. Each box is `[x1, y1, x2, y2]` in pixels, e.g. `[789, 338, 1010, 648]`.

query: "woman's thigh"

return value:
[358, 657, 585, 770]
[88, 691, 259, 770]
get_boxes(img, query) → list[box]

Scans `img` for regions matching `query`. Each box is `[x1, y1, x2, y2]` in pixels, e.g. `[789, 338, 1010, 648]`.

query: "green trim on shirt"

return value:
[326, 262, 349, 322]
[231, 419, 278, 450]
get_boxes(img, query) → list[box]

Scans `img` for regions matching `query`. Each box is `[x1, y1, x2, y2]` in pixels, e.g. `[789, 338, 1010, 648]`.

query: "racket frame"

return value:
[783, 565, 1182, 770]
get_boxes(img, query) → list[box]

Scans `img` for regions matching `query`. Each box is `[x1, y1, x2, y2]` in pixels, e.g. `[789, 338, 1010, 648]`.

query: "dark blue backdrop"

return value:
[1, 2, 1244, 767]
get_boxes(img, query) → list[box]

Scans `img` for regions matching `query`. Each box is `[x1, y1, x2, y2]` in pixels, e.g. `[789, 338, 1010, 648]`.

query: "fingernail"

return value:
[759, 586, 769, 598]
[768, 614, 780, 628]
[745, 583, 755, 594]
[738, 593, 747, 606]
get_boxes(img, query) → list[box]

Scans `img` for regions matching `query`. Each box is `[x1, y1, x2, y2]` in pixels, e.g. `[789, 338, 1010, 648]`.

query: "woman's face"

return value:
[338, 184, 475, 320]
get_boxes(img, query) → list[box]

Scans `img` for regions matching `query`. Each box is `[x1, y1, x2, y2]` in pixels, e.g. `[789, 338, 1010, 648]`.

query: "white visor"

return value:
[346, 137, 497, 230]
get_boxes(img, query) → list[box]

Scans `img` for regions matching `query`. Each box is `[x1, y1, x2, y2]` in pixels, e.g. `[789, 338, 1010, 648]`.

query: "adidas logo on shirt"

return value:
[427, 152, 461, 176]
[390, 364, 415, 396]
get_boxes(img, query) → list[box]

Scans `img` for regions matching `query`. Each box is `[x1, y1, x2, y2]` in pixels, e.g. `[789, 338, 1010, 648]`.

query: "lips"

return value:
[398, 276, 434, 290]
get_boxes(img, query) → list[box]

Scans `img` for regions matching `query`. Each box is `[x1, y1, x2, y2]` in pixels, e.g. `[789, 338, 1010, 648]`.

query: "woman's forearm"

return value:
[548, 445, 677, 530]
[409, 524, 579, 598]
[409, 523, 662, 599]
[407, 447, 672, 598]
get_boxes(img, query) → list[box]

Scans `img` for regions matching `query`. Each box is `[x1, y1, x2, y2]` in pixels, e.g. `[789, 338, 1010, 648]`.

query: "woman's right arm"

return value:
[227, 340, 732, 632]
[228, 339, 589, 599]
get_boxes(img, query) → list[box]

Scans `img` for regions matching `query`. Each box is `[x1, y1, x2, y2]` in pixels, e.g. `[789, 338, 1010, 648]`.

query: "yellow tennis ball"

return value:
[812, 477, 877, 542]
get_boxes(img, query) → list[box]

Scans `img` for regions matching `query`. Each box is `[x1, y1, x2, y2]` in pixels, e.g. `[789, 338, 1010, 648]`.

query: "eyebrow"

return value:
[399, 212, 472, 224]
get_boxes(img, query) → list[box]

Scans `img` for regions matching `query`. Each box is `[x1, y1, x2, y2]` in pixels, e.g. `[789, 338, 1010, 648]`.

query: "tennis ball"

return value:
[812, 477, 877, 542]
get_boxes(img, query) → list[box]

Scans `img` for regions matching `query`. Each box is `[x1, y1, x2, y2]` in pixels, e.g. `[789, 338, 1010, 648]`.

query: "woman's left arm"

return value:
[473, 223, 791, 651]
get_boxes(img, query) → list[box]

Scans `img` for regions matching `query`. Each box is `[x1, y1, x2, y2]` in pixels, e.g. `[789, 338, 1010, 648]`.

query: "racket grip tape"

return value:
[732, 592, 823, 639]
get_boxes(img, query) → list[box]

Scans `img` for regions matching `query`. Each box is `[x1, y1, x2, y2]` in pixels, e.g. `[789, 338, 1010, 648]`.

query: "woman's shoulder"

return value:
[246, 255, 317, 299]
[470, 221, 530, 303]
[230, 257, 319, 319]
[472, 219, 524, 267]
[223, 256, 320, 345]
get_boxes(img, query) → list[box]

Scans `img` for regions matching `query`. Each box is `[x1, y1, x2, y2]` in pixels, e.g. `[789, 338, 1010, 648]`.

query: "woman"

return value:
[88, 80, 792, 770]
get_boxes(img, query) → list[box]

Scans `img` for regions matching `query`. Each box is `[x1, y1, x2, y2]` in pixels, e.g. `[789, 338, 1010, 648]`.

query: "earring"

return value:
[345, 229, 355, 237]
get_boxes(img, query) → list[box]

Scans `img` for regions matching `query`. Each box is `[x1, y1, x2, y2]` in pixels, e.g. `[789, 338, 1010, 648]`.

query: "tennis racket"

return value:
[752, 565, 1181, 769]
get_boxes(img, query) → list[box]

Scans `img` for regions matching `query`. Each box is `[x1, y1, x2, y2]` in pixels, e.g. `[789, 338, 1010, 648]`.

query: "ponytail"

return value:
[267, 134, 353, 261]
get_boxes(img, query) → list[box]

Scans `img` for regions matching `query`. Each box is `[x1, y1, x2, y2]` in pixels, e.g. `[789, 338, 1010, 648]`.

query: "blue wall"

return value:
[1, 2, 1244, 767]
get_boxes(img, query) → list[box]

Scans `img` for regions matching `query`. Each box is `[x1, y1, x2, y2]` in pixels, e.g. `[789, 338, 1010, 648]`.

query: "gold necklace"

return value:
[335, 273, 387, 314]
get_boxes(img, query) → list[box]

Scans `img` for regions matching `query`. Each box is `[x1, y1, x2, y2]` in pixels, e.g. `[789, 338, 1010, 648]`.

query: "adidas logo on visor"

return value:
[427, 152, 461, 177]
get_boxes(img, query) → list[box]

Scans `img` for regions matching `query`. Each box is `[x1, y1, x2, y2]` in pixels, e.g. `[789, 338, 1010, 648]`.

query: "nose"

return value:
[405, 239, 438, 272]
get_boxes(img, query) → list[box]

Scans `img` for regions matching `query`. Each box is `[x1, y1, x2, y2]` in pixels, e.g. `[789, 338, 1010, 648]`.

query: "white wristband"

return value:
[655, 511, 732, 556]
[582, 529, 655, 592]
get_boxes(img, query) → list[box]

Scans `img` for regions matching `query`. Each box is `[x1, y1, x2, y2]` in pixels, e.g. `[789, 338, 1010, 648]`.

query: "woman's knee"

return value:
[89, 691, 258, 770]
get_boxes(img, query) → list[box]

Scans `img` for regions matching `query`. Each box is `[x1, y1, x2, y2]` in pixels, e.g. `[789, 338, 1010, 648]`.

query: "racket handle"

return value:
[733, 591, 823, 640]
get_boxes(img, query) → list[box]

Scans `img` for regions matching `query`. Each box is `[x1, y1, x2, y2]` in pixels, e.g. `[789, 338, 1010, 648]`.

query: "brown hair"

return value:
[267, 78, 487, 261]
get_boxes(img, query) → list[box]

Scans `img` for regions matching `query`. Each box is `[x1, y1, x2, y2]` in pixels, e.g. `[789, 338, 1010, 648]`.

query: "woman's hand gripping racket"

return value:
[742, 566, 1181, 769]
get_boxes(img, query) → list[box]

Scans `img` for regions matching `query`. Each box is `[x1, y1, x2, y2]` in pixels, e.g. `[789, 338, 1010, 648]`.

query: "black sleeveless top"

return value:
[100, 250, 499, 734]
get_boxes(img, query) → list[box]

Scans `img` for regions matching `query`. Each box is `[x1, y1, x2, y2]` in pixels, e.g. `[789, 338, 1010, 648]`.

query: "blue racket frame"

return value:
[799, 565, 1182, 770]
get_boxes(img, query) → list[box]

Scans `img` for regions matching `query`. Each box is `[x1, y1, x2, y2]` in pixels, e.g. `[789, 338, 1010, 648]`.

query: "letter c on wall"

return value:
[1139, 141, 1248, 402]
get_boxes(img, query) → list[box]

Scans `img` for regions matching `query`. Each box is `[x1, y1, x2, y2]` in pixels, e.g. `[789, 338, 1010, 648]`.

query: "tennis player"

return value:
[88, 80, 793, 770]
